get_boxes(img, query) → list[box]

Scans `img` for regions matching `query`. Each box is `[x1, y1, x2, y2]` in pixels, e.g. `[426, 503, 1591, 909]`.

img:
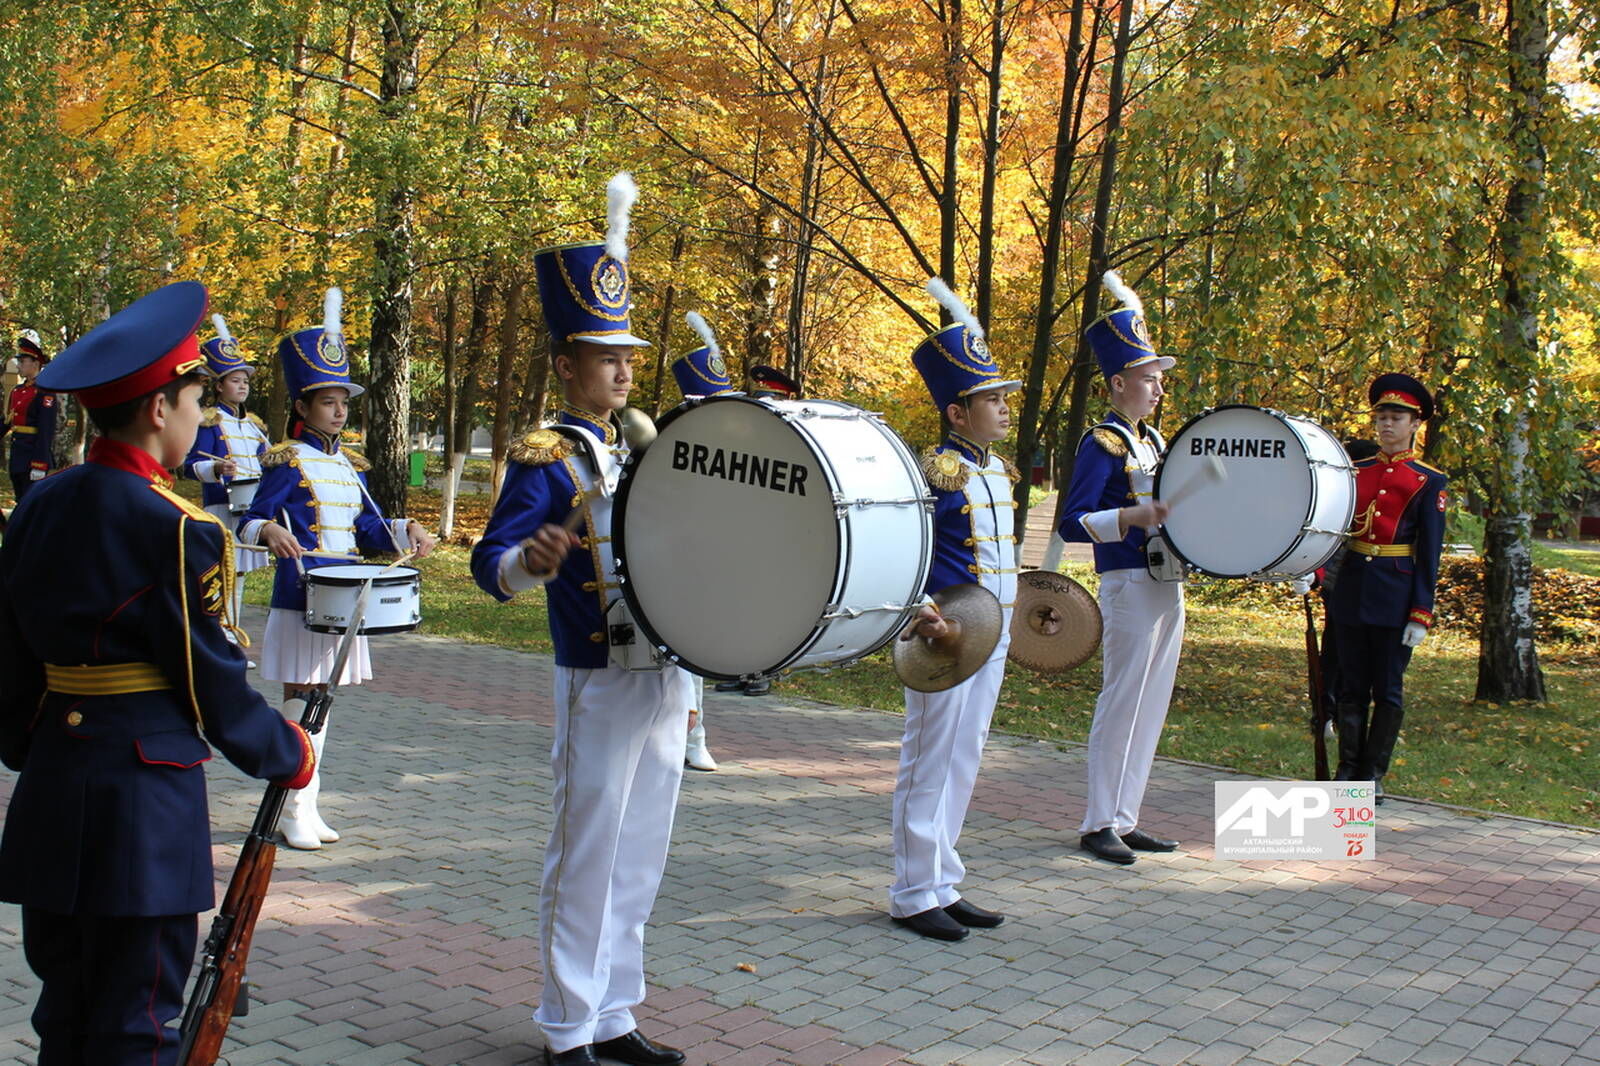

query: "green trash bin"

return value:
[409, 451, 426, 488]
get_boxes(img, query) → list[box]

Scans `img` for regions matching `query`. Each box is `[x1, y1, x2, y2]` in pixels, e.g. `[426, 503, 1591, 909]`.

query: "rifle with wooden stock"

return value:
[178, 579, 370, 1065]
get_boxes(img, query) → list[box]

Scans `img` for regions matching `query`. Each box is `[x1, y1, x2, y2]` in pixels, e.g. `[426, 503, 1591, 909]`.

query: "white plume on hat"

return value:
[18, 329, 40, 347]
[925, 277, 984, 339]
[605, 172, 638, 262]
[210, 313, 234, 344]
[685, 311, 720, 358]
[1101, 269, 1143, 315]
[323, 287, 343, 339]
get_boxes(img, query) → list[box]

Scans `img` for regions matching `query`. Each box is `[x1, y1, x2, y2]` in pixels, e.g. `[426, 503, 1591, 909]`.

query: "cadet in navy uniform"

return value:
[1326, 374, 1447, 802]
[470, 174, 689, 1066]
[0, 281, 316, 1066]
[237, 288, 436, 850]
[5, 330, 59, 501]
[890, 278, 1020, 942]
[669, 313, 735, 772]
[181, 313, 272, 651]
[1060, 271, 1184, 867]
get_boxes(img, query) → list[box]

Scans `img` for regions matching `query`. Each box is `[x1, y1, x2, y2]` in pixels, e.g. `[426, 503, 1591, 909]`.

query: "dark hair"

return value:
[87, 371, 208, 433]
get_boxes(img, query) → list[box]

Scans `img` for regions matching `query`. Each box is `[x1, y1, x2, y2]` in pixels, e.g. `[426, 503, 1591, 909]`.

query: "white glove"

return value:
[1401, 622, 1427, 648]
[1289, 575, 1314, 596]
[28, 468, 44, 481]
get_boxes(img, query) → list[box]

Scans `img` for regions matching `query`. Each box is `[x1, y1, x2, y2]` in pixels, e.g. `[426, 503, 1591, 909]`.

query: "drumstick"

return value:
[1161, 455, 1227, 511]
[234, 543, 361, 561]
[280, 509, 307, 578]
[196, 450, 236, 483]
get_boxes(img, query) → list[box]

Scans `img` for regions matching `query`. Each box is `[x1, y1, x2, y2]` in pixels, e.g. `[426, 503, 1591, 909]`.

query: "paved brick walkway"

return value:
[3, 610, 1598, 1065]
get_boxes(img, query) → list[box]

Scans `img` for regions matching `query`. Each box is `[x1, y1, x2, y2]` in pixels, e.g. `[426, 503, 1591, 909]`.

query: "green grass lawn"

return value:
[245, 543, 1600, 829]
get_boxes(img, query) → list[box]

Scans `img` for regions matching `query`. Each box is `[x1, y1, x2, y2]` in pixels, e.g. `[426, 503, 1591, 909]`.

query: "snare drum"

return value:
[303, 564, 422, 634]
[1156, 405, 1355, 578]
[226, 477, 260, 514]
[614, 395, 933, 679]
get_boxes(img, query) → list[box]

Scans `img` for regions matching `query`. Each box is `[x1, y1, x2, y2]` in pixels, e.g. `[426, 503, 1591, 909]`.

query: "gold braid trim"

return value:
[1001, 456, 1021, 483]
[344, 449, 371, 472]
[262, 440, 298, 468]
[200, 408, 221, 428]
[510, 428, 577, 466]
[1091, 428, 1128, 458]
[921, 447, 970, 492]
[246, 412, 267, 432]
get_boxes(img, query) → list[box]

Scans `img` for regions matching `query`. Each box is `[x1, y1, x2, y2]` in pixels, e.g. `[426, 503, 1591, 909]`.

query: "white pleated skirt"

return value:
[206, 502, 268, 574]
[260, 608, 373, 686]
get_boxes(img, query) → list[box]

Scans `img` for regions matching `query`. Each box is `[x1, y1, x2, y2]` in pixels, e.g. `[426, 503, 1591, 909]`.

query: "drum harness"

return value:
[1088, 419, 1185, 583]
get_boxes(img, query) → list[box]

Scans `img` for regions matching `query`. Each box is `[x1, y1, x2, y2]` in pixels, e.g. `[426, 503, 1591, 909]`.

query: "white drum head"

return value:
[616, 397, 842, 677]
[1158, 406, 1315, 577]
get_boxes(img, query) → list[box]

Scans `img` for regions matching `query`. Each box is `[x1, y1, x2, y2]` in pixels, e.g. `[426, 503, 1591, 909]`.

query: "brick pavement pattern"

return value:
[2, 609, 1598, 1065]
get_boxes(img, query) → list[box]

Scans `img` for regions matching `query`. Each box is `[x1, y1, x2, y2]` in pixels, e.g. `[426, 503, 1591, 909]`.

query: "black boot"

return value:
[1364, 702, 1405, 804]
[1332, 701, 1367, 781]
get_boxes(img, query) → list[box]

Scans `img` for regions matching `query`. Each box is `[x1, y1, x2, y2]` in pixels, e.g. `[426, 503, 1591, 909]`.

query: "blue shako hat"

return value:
[201, 313, 256, 377]
[534, 173, 649, 348]
[910, 277, 1020, 411]
[672, 312, 735, 397]
[1085, 270, 1175, 381]
[277, 287, 365, 400]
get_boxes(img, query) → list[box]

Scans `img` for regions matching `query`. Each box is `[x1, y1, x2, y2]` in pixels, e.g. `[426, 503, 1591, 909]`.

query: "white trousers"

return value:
[1080, 569, 1185, 834]
[890, 643, 1008, 917]
[537, 665, 691, 1052]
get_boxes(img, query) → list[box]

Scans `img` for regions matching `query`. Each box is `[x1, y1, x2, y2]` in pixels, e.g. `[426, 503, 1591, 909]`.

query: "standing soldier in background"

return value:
[5, 330, 59, 501]
[1326, 374, 1447, 803]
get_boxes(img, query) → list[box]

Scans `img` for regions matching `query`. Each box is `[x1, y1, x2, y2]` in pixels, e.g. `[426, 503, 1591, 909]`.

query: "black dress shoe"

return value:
[944, 898, 1005, 928]
[742, 677, 771, 696]
[592, 1030, 686, 1066]
[1081, 827, 1137, 865]
[546, 1047, 600, 1066]
[1120, 827, 1179, 852]
[892, 907, 970, 942]
[713, 679, 746, 693]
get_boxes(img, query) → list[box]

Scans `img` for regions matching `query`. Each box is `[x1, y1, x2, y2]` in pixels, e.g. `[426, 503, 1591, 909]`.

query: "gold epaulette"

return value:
[922, 447, 969, 492]
[148, 481, 214, 521]
[246, 412, 267, 432]
[262, 441, 299, 468]
[344, 449, 371, 472]
[1001, 456, 1021, 483]
[1092, 428, 1128, 457]
[1414, 458, 1446, 476]
[200, 408, 221, 428]
[510, 428, 576, 466]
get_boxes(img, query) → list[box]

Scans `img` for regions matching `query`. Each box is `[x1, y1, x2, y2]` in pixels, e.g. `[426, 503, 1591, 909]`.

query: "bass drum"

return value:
[1156, 405, 1355, 579]
[614, 395, 933, 680]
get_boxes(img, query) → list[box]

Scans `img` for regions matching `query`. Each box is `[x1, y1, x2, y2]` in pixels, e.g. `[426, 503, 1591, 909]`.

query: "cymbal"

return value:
[893, 583, 1003, 693]
[1008, 570, 1102, 673]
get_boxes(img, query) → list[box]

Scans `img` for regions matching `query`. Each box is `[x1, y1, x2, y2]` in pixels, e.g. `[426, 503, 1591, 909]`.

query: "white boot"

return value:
[279, 701, 333, 849]
[305, 726, 338, 843]
[685, 716, 718, 772]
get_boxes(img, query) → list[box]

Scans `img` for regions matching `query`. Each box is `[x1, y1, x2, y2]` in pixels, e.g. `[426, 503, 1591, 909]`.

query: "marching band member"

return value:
[1060, 271, 1185, 867]
[237, 288, 435, 850]
[470, 174, 690, 1066]
[670, 313, 736, 772]
[889, 278, 1020, 942]
[0, 281, 316, 1065]
[1326, 374, 1447, 802]
[181, 314, 271, 654]
[5, 330, 58, 501]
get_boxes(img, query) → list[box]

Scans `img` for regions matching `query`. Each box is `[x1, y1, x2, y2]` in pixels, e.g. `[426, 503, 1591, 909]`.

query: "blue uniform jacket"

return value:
[180, 404, 269, 508]
[5, 381, 58, 476]
[924, 433, 1020, 596]
[0, 438, 313, 917]
[1058, 411, 1163, 573]
[1327, 450, 1448, 631]
[239, 427, 401, 612]
[471, 410, 616, 669]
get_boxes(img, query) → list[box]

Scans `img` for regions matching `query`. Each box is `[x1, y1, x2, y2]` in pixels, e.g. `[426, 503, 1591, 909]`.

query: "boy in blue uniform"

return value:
[1059, 271, 1184, 866]
[0, 280, 316, 1066]
[890, 278, 1020, 942]
[1327, 373, 1447, 802]
[471, 174, 689, 1066]
[5, 330, 58, 501]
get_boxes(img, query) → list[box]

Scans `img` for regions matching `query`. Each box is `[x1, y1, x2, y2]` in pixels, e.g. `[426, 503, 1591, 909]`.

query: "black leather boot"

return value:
[1365, 702, 1405, 803]
[1332, 701, 1367, 781]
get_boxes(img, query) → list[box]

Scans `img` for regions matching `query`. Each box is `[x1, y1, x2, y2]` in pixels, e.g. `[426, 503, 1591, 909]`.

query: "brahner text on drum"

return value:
[1189, 437, 1290, 459]
[670, 440, 811, 495]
